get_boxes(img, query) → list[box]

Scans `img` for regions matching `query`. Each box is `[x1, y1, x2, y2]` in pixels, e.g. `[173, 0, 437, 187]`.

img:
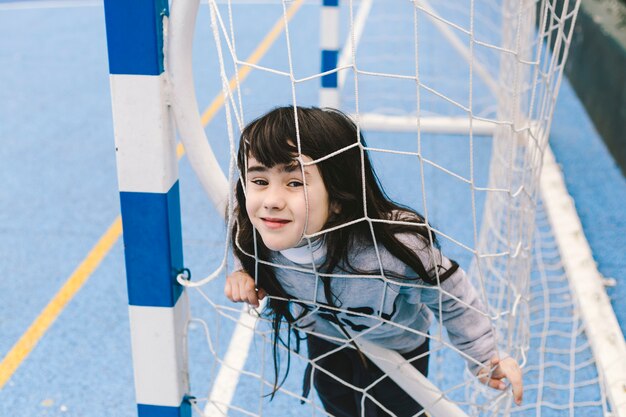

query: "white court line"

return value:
[204, 303, 262, 416]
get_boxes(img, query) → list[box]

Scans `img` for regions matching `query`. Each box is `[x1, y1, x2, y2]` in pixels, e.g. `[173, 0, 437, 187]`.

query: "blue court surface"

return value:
[0, 1, 625, 416]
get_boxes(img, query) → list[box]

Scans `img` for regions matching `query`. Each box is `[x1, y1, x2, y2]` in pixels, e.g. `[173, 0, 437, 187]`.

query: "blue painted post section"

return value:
[320, 0, 341, 108]
[103, 0, 190, 416]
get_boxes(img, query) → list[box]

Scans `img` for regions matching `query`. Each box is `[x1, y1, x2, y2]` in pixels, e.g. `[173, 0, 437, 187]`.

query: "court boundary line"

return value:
[0, 219, 122, 389]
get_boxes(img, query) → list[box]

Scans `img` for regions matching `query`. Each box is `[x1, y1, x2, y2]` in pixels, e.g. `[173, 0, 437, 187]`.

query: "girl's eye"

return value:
[287, 180, 303, 188]
[250, 179, 268, 186]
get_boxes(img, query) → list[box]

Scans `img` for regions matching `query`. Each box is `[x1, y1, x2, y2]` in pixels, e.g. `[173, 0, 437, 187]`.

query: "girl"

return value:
[225, 106, 522, 416]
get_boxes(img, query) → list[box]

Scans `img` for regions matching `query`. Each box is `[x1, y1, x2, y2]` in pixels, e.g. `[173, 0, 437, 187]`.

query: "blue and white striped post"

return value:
[320, 0, 340, 108]
[103, 0, 191, 416]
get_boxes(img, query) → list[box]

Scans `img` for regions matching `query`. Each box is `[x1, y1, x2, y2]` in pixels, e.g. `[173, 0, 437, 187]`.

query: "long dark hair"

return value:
[231, 106, 448, 395]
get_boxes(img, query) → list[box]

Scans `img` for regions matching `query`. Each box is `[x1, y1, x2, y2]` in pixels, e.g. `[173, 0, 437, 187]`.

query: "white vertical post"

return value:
[103, 0, 191, 415]
[320, 0, 341, 108]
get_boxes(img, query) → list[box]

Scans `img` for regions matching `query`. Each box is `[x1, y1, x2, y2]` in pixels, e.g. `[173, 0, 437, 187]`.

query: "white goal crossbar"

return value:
[356, 114, 496, 135]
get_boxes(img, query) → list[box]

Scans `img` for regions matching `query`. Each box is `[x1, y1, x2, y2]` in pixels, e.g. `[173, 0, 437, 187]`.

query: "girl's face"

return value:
[244, 155, 331, 251]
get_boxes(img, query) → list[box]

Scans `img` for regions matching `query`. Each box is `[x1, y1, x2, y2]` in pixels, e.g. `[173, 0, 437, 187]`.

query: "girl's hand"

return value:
[224, 270, 267, 308]
[478, 356, 523, 405]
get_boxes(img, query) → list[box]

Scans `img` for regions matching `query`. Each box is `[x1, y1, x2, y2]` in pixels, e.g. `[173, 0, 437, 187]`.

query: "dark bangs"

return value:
[238, 107, 303, 172]
[237, 106, 356, 174]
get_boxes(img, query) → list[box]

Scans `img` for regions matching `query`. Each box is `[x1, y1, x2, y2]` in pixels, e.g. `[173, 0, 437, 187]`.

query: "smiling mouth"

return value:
[261, 217, 291, 229]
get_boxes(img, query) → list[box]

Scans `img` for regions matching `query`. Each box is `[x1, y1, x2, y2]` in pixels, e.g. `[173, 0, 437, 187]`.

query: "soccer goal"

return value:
[103, 0, 626, 416]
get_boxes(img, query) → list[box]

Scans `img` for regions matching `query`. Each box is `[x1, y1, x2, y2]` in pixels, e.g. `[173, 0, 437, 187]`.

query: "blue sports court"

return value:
[1, 0, 625, 416]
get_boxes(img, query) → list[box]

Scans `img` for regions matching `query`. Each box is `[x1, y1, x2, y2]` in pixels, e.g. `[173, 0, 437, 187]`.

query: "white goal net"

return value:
[162, 0, 621, 416]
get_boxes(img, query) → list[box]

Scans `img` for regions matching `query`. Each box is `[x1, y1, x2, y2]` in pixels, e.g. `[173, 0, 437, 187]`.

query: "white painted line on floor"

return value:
[204, 303, 261, 416]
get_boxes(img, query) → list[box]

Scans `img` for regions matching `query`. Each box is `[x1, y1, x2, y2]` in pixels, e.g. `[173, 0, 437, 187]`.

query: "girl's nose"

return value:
[263, 188, 286, 210]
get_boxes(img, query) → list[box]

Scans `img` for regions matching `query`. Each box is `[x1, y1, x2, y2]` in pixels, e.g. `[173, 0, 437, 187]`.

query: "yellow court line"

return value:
[0, 0, 304, 390]
[0, 219, 122, 389]
[200, 0, 304, 126]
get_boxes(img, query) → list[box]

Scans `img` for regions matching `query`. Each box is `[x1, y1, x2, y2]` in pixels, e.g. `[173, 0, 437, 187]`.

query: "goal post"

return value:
[103, 0, 191, 416]
[319, 0, 341, 108]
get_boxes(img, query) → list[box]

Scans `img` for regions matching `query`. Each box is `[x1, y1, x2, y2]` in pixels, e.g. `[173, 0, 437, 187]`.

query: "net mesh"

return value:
[173, 0, 611, 415]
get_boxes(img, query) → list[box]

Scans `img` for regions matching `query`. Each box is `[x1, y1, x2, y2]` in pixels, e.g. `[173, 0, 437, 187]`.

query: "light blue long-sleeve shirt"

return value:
[271, 233, 497, 374]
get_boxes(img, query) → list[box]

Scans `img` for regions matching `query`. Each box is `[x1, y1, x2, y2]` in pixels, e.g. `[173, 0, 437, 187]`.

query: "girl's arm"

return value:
[417, 255, 523, 403]
[224, 270, 266, 308]
[418, 258, 495, 370]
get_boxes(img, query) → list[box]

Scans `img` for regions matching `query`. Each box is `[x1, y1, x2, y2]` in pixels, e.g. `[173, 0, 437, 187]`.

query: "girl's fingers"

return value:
[225, 271, 266, 307]
[225, 273, 243, 302]
[228, 282, 240, 302]
[224, 280, 232, 299]
[486, 378, 506, 391]
[479, 357, 523, 405]
[257, 288, 267, 300]
[501, 360, 523, 405]
[243, 279, 259, 307]
[513, 383, 523, 405]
